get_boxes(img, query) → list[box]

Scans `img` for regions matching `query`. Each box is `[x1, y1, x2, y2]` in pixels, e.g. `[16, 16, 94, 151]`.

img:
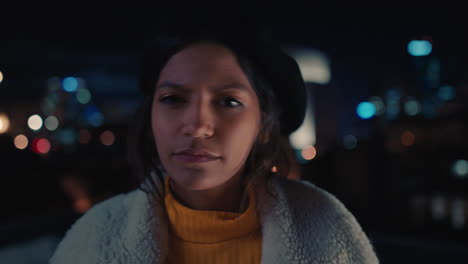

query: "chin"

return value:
[170, 168, 225, 191]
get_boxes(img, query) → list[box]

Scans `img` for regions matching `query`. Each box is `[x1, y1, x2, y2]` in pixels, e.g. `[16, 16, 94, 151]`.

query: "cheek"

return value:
[222, 115, 260, 156]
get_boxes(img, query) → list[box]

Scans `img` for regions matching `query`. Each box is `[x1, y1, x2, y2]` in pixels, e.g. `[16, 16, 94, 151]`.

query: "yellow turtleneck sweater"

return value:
[164, 179, 262, 264]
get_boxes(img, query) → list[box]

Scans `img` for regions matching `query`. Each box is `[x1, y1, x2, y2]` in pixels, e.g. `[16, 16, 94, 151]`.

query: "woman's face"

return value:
[151, 43, 261, 191]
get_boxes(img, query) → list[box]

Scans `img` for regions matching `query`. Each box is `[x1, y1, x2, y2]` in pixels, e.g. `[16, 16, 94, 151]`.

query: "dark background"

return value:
[1, 2, 468, 263]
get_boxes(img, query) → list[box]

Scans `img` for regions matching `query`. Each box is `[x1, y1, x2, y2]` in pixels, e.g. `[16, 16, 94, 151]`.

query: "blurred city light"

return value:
[453, 160, 468, 179]
[421, 99, 437, 118]
[0, 71, 3, 83]
[451, 198, 465, 230]
[57, 129, 76, 145]
[431, 195, 446, 221]
[85, 106, 104, 127]
[438, 85, 456, 101]
[289, 48, 331, 84]
[63, 77, 79, 92]
[343, 135, 358, 150]
[61, 176, 93, 213]
[385, 88, 401, 120]
[78, 129, 92, 144]
[404, 98, 421, 116]
[401, 130, 416, 146]
[369, 96, 385, 115]
[289, 93, 316, 149]
[27, 114, 43, 131]
[42, 97, 57, 115]
[44, 116, 59, 131]
[47, 76, 61, 92]
[100, 130, 115, 146]
[301, 145, 317, 160]
[271, 166, 278, 173]
[426, 57, 440, 88]
[76, 88, 92, 104]
[356, 102, 376, 119]
[32, 138, 51, 154]
[0, 113, 10, 134]
[14, 134, 28, 150]
[408, 40, 432, 56]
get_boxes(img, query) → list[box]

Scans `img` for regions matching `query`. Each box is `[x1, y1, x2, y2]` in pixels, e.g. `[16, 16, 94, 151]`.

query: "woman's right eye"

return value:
[159, 95, 184, 104]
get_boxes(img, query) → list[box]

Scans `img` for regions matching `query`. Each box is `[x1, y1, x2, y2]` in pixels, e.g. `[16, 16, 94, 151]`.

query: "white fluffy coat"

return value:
[50, 178, 379, 263]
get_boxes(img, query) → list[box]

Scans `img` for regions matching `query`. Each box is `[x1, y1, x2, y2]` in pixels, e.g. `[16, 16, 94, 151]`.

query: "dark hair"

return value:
[128, 27, 298, 198]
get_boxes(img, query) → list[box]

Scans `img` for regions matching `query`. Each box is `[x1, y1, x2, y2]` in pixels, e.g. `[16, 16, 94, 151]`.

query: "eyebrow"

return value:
[156, 81, 250, 92]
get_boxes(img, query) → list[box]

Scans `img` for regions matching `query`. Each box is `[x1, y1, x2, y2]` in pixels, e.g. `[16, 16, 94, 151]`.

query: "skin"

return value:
[151, 43, 262, 212]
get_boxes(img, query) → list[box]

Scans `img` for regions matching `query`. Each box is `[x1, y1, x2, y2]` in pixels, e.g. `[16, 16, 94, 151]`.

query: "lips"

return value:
[174, 148, 220, 163]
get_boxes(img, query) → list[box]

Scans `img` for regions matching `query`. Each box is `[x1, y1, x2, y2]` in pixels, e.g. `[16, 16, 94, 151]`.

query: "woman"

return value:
[50, 25, 379, 263]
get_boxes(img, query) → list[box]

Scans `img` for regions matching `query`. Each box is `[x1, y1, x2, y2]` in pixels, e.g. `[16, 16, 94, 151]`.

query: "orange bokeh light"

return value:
[301, 145, 317, 160]
[100, 130, 115, 146]
[401, 130, 415, 146]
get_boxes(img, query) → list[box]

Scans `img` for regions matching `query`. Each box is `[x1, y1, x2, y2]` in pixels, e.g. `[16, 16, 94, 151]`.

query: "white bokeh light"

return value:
[0, 113, 10, 134]
[28, 114, 43, 131]
[288, 48, 331, 84]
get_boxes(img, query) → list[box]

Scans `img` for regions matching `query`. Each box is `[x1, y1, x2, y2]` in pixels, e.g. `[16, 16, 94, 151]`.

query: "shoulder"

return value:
[50, 189, 143, 263]
[270, 178, 379, 263]
[272, 177, 349, 215]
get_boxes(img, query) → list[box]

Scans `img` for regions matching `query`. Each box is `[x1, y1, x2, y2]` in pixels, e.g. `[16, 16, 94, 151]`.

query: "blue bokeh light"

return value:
[56, 129, 76, 145]
[85, 106, 104, 127]
[408, 40, 432, 56]
[63, 77, 79, 92]
[438, 85, 456, 101]
[356, 102, 376, 119]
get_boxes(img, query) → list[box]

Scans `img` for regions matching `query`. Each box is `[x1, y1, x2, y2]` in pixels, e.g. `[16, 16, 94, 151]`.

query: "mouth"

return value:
[173, 149, 220, 163]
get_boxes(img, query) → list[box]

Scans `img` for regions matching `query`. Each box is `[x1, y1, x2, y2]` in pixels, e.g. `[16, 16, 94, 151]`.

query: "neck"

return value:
[168, 171, 247, 212]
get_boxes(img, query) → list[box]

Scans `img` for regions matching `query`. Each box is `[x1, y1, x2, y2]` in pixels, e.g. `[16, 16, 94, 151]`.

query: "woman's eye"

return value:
[159, 95, 184, 104]
[222, 97, 242, 107]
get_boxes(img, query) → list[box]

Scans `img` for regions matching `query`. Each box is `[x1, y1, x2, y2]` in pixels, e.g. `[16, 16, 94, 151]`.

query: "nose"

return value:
[181, 100, 215, 138]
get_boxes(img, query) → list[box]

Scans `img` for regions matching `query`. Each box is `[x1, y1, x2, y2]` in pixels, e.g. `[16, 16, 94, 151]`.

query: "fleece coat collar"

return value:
[50, 178, 379, 263]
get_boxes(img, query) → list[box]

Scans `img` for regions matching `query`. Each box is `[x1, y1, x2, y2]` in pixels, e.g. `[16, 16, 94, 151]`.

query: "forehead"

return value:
[156, 42, 253, 91]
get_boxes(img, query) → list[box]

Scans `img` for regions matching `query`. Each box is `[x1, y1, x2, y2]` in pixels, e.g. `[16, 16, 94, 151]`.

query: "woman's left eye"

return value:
[221, 97, 242, 107]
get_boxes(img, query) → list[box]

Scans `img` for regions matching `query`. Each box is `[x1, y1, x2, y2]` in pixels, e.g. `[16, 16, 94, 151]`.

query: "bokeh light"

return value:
[0, 113, 10, 134]
[32, 138, 51, 154]
[385, 88, 401, 120]
[271, 166, 278, 173]
[369, 96, 385, 115]
[57, 129, 76, 145]
[0, 71, 3, 83]
[85, 106, 104, 127]
[343, 135, 358, 150]
[356, 102, 376, 119]
[408, 40, 432, 56]
[78, 129, 92, 144]
[100, 130, 115, 146]
[451, 198, 465, 230]
[453, 160, 468, 179]
[289, 101, 316, 149]
[431, 195, 446, 221]
[63, 77, 79, 92]
[438, 85, 456, 101]
[404, 98, 421, 116]
[27, 114, 43, 131]
[401, 130, 416, 146]
[47, 76, 61, 92]
[44, 116, 59, 131]
[301, 145, 317, 160]
[76, 88, 92, 104]
[289, 48, 331, 84]
[14, 134, 28, 150]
